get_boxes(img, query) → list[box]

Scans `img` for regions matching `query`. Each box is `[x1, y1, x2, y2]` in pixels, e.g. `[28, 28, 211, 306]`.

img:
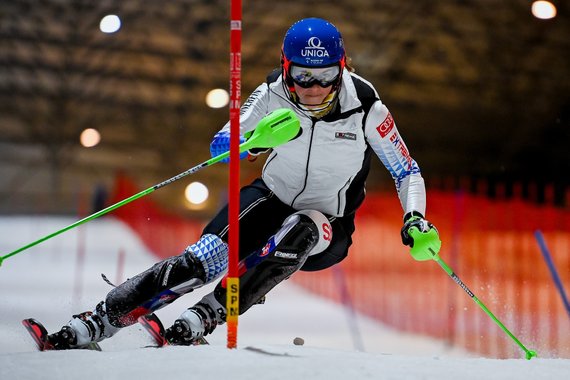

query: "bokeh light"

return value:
[531, 1, 557, 20]
[185, 182, 209, 205]
[206, 88, 230, 108]
[80, 128, 101, 148]
[100, 15, 122, 33]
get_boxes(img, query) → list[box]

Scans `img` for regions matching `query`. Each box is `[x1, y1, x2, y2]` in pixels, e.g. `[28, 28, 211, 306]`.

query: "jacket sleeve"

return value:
[364, 100, 427, 216]
[218, 83, 270, 135]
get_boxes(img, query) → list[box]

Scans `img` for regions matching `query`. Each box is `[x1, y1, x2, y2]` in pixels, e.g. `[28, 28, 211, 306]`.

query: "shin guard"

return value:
[215, 210, 332, 314]
[105, 234, 228, 327]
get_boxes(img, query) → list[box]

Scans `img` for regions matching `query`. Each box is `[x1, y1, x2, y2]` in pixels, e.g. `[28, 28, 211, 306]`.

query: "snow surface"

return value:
[0, 216, 568, 379]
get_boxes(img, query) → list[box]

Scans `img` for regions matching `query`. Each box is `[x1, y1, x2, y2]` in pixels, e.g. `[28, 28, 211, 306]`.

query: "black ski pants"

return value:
[203, 177, 355, 272]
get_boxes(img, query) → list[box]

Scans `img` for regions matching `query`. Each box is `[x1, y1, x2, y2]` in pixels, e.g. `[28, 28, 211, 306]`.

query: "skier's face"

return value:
[293, 83, 333, 107]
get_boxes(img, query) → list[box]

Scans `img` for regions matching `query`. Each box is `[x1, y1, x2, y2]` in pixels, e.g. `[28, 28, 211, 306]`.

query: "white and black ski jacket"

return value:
[218, 69, 426, 218]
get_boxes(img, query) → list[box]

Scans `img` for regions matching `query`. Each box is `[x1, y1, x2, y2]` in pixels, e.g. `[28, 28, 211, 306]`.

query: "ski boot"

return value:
[49, 303, 118, 350]
[47, 325, 80, 350]
[166, 293, 226, 345]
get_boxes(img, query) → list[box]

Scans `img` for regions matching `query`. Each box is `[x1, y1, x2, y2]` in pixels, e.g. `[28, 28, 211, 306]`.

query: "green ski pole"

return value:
[0, 108, 300, 267]
[408, 226, 537, 360]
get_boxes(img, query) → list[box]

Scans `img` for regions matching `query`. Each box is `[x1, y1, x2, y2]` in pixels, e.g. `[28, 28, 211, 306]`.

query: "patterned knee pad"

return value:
[186, 234, 228, 284]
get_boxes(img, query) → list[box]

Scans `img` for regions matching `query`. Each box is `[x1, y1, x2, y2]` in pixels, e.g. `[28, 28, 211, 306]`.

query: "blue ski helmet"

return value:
[282, 18, 346, 87]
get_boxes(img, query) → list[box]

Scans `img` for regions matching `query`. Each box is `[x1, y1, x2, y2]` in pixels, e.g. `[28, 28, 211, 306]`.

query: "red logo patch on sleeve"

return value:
[376, 112, 394, 138]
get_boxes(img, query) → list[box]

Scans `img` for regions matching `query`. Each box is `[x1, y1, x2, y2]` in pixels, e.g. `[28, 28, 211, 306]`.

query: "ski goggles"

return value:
[289, 64, 341, 88]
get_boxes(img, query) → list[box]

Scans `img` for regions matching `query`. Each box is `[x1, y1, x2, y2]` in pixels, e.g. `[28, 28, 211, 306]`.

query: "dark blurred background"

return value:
[1, 0, 568, 217]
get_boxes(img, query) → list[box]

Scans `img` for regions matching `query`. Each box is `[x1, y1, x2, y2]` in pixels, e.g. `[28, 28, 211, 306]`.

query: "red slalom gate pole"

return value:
[227, 0, 242, 349]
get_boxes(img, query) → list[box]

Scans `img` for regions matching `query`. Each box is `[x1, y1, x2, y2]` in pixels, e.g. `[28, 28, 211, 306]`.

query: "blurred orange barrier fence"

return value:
[295, 185, 570, 358]
[110, 174, 570, 358]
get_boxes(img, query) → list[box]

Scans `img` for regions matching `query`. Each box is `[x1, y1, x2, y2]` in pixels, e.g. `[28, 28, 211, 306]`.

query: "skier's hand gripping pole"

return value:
[0, 108, 301, 268]
[407, 226, 537, 360]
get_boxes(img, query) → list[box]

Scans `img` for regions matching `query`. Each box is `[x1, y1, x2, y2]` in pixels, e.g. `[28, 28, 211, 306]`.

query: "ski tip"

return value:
[138, 313, 167, 347]
[22, 318, 47, 335]
[138, 313, 165, 330]
[22, 318, 49, 351]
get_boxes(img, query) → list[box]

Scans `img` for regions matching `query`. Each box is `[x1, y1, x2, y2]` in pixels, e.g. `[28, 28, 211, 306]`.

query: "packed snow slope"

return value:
[0, 216, 568, 379]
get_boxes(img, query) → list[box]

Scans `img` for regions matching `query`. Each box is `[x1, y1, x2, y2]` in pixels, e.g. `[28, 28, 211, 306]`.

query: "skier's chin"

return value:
[303, 98, 325, 107]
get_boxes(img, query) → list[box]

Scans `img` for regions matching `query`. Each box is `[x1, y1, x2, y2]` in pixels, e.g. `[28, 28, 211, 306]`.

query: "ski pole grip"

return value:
[240, 109, 301, 151]
[408, 227, 442, 261]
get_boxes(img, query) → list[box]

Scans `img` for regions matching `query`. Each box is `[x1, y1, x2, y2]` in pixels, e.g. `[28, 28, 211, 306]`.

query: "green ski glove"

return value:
[401, 211, 441, 261]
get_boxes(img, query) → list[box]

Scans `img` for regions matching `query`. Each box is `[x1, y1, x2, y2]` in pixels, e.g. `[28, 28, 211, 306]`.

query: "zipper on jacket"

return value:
[291, 119, 316, 208]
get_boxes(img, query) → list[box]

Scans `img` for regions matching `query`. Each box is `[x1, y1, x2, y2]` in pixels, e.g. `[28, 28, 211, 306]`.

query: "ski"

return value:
[138, 313, 168, 347]
[22, 318, 102, 351]
[138, 313, 208, 347]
